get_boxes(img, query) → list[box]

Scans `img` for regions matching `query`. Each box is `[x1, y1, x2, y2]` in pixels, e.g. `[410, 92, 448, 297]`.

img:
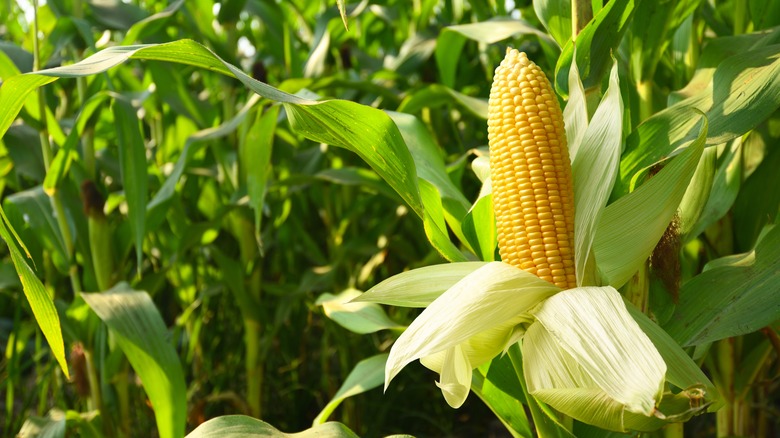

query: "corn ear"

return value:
[488, 48, 576, 289]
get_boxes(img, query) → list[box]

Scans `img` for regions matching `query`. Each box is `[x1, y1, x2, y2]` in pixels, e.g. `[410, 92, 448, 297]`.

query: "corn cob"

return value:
[488, 48, 576, 290]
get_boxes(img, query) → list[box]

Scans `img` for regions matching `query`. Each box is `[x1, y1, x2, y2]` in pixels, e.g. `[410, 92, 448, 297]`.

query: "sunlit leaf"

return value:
[386, 262, 559, 387]
[665, 225, 780, 346]
[186, 416, 359, 438]
[525, 287, 665, 419]
[317, 289, 403, 334]
[554, 0, 636, 96]
[82, 285, 186, 438]
[534, 0, 572, 48]
[572, 59, 622, 286]
[618, 43, 780, 193]
[355, 262, 489, 307]
[313, 354, 387, 424]
[0, 204, 69, 379]
[0, 39, 425, 218]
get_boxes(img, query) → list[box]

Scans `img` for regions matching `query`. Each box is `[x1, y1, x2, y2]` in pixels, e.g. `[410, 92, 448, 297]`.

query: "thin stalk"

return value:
[663, 422, 684, 438]
[733, 0, 747, 35]
[32, 0, 81, 294]
[716, 338, 735, 437]
[83, 349, 103, 413]
[230, 212, 264, 418]
[637, 79, 653, 123]
[115, 365, 131, 437]
[572, 0, 593, 39]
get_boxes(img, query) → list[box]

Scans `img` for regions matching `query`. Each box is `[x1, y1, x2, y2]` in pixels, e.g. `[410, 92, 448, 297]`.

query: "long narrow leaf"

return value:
[112, 95, 147, 271]
[0, 39, 424, 218]
[0, 205, 69, 379]
[82, 286, 186, 438]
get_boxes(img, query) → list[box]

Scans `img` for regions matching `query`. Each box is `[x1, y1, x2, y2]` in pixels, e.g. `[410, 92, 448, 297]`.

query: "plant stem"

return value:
[572, 0, 593, 39]
[32, 0, 81, 294]
[733, 0, 747, 35]
[663, 422, 684, 438]
[716, 338, 735, 437]
[637, 79, 653, 123]
[84, 348, 103, 413]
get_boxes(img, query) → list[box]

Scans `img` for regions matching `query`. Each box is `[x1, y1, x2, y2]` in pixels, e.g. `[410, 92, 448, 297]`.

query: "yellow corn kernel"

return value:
[488, 48, 576, 290]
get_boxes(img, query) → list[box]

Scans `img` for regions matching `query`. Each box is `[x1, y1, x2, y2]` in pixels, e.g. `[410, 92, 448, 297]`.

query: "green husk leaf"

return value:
[386, 262, 559, 387]
[594, 113, 707, 288]
[461, 194, 496, 262]
[572, 59, 622, 287]
[524, 287, 665, 419]
[563, 52, 588, 161]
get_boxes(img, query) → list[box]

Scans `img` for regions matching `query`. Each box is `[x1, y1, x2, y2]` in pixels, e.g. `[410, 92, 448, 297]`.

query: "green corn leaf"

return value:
[436, 18, 556, 88]
[506, 345, 576, 438]
[618, 43, 780, 193]
[533, 0, 572, 48]
[397, 84, 488, 119]
[210, 248, 263, 323]
[43, 92, 111, 194]
[4, 187, 68, 273]
[316, 289, 403, 335]
[554, 0, 636, 97]
[147, 94, 261, 231]
[461, 194, 496, 262]
[122, 0, 184, 44]
[665, 224, 780, 346]
[186, 416, 359, 438]
[419, 178, 468, 262]
[732, 141, 780, 250]
[594, 113, 706, 289]
[389, 111, 471, 255]
[678, 146, 717, 238]
[111, 94, 147, 272]
[0, 204, 69, 379]
[472, 357, 532, 438]
[0, 39, 424, 219]
[242, 105, 279, 248]
[82, 286, 186, 438]
[628, 0, 701, 83]
[627, 302, 720, 408]
[686, 138, 742, 240]
[312, 354, 388, 425]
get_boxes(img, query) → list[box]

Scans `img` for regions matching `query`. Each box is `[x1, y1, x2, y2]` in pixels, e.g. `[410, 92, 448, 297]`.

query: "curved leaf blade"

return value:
[82, 286, 186, 438]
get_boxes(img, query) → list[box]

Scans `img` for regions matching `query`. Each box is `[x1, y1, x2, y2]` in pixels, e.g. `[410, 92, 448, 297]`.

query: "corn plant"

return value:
[1, 0, 779, 437]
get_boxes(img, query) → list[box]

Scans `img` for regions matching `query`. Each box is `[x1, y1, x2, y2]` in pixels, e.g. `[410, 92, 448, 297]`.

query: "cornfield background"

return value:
[0, 0, 779, 437]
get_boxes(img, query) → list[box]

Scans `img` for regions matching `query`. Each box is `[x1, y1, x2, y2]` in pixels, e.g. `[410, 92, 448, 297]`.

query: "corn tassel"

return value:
[488, 48, 576, 289]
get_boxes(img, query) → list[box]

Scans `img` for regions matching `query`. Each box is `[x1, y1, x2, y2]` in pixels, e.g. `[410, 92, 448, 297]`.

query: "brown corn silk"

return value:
[488, 48, 576, 290]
